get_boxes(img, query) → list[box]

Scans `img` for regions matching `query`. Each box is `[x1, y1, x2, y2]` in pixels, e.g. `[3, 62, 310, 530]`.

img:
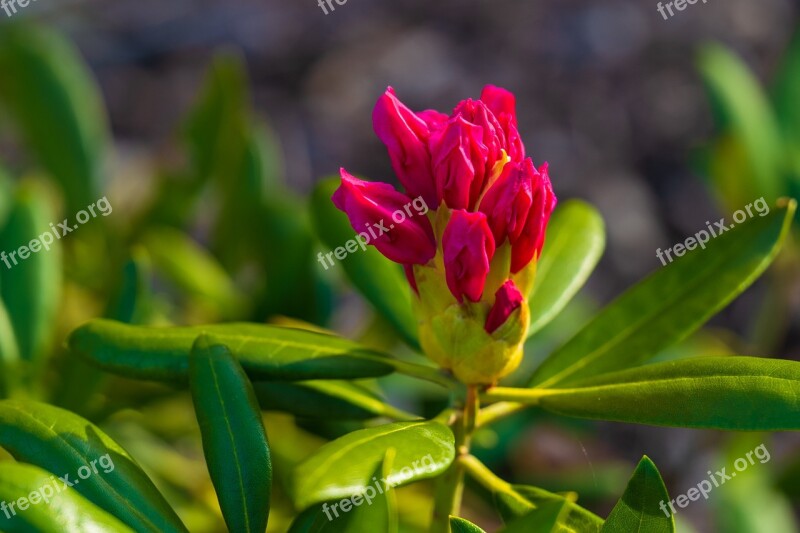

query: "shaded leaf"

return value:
[499, 500, 567, 533]
[0, 400, 187, 532]
[0, 25, 107, 213]
[311, 177, 419, 350]
[68, 319, 395, 382]
[697, 44, 784, 206]
[0, 181, 61, 363]
[0, 462, 134, 533]
[190, 335, 271, 533]
[254, 380, 417, 421]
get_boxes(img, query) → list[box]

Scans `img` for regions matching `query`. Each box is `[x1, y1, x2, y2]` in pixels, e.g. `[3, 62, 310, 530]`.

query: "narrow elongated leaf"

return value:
[0, 182, 61, 363]
[450, 516, 487, 533]
[528, 200, 605, 336]
[254, 380, 418, 421]
[293, 421, 454, 509]
[697, 44, 784, 205]
[0, 25, 107, 213]
[601, 457, 674, 533]
[530, 199, 795, 388]
[773, 29, 800, 146]
[0, 297, 19, 398]
[68, 319, 395, 382]
[506, 357, 800, 430]
[500, 500, 567, 533]
[0, 400, 187, 532]
[495, 484, 603, 531]
[141, 227, 244, 317]
[190, 335, 271, 533]
[311, 178, 420, 350]
[0, 462, 134, 533]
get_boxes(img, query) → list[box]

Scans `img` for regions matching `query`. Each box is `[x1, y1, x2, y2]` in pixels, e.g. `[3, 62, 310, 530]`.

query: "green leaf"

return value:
[253, 380, 418, 421]
[184, 52, 249, 188]
[105, 248, 153, 324]
[190, 335, 272, 533]
[292, 421, 454, 509]
[528, 200, 605, 337]
[0, 25, 108, 213]
[0, 462, 134, 533]
[450, 516, 487, 533]
[141, 227, 244, 317]
[310, 177, 420, 350]
[697, 44, 785, 205]
[772, 28, 800, 151]
[495, 484, 603, 531]
[337, 449, 398, 533]
[601, 457, 674, 533]
[500, 501, 567, 533]
[69, 319, 395, 382]
[530, 199, 795, 388]
[0, 296, 20, 398]
[0, 400, 187, 532]
[714, 436, 797, 533]
[0, 182, 62, 363]
[510, 357, 800, 430]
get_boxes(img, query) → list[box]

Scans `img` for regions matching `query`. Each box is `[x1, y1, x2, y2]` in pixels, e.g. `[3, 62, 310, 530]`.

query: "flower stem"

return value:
[430, 384, 480, 532]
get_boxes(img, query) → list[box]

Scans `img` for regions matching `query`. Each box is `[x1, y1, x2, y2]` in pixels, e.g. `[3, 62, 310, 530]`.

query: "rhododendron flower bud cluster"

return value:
[333, 86, 556, 384]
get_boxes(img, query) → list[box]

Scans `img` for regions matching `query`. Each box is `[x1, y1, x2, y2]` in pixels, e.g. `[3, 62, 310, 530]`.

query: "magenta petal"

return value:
[484, 280, 524, 334]
[480, 85, 516, 119]
[442, 210, 496, 302]
[478, 158, 536, 245]
[431, 116, 487, 210]
[510, 163, 557, 272]
[373, 88, 438, 207]
[332, 169, 436, 265]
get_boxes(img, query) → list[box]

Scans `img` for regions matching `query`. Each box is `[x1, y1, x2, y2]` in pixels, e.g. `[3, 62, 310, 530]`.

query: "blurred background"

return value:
[2, 0, 800, 531]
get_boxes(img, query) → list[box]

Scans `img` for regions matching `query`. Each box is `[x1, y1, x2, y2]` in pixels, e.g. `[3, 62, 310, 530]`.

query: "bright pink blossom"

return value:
[510, 163, 556, 272]
[332, 169, 436, 265]
[442, 210, 496, 302]
[485, 280, 524, 334]
[373, 88, 438, 207]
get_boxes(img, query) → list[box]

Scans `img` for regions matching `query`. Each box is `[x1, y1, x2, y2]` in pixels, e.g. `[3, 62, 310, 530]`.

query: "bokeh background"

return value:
[3, 0, 800, 531]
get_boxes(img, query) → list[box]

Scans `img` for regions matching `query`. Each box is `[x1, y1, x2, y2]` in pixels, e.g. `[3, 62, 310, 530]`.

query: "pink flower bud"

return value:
[430, 98, 517, 210]
[478, 158, 537, 245]
[484, 280, 524, 334]
[442, 210, 496, 302]
[511, 163, 556, 273]
[332, 169, 436, 265]
[373, 88, 438, 207]
[430, 116, 488, 210]
[480, 85, 524, 161]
